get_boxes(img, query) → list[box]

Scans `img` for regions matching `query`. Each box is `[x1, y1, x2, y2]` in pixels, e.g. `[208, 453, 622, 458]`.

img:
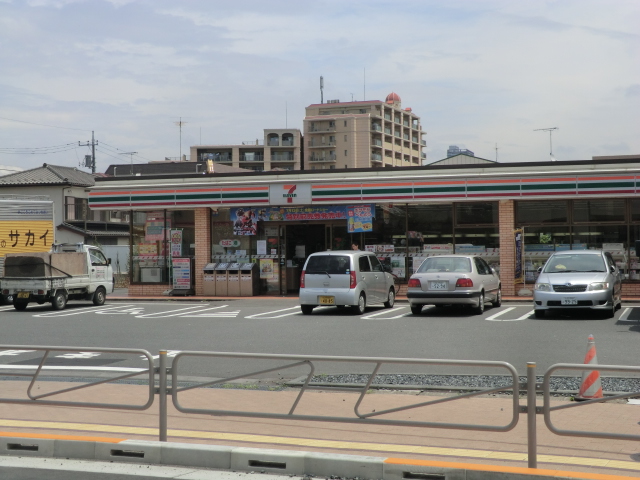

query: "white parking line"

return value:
[485, 307, 516, 321]
[361, 307, 407, 320]
[135, 305, 228, 318]
[0, 365, 146, 373]
[515, 310, 534, 320]
[245, 306, 300, 319]
[33, 305, 136, 317]
[190, 311, 240, 318]
[619, 308, 631, 321]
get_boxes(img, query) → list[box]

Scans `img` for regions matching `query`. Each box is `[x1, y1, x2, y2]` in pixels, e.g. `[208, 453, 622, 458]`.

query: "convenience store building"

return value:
[88, 155, 640, 297]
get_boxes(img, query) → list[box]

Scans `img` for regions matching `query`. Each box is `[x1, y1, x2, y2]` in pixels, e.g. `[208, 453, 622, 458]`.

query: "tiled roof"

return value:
[0, 163, 95, 187]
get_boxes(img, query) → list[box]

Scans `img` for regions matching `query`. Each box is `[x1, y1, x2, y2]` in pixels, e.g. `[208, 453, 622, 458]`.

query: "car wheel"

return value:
[410, 304, 422, 315]
[384, 288, 395, 308]
[603, 299, 615, 319]
[301, 305, 314, 315]
[491, 287, 502, 308]
[534, 309, 545, 319]
[474, 292, 485, 314]
[93, 287, 106, 306]
[52, 291, 67, 311]
[352, 294, 366, 315]
[13, 300, 28, 311]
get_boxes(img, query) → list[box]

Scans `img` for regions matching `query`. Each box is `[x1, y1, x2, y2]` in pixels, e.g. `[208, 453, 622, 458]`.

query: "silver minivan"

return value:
[299, 250, 396, 315]
[533, 250, 622, 318]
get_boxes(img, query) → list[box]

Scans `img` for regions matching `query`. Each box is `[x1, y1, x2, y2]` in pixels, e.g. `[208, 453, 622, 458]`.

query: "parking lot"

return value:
[2, 298, 639, 379]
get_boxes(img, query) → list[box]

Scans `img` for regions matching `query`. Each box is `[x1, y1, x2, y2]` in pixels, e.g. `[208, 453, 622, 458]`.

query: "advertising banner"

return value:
[260, 258, 274, 279]
[231, 207, 258, 235]
[514, 228, 524, 283]
[255, 204, 375, 225]
[347, 204, 374, 232]
[170, 229, 182, 257]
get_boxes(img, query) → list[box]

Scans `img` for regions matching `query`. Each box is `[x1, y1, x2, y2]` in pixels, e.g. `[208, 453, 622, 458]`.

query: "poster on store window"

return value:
[170, 229, 182, 257]
[347, 204, 374, 232]
[231, 207, 258, 235]
[260, 258, 274, 279]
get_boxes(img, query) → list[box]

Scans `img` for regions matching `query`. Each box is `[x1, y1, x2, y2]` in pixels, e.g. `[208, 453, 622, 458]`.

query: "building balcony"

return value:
[421, 140, 427, 146]
[371, 124, 382, 131]
[412, 137, 418, 143]
[282, 139, 294, 146]
[403, 120, 410, 127]
[241, 154, 264, 162]
[309, 154, 337, 162]
[394, 118, 401, 124]
[384, 128, 392, 135]
[403, 134, 410, 140]
[271, 154, 295, 162]
[309, 126, 336, 133]
[372, 138, 383, 147]
[371, 154, 383, 162]
[308, 141, 336, 148]
[394, 132, 401, 138]
[421, 152, 427, 158]
[384, 114, 391, 121]
[200, 153, 232, 162]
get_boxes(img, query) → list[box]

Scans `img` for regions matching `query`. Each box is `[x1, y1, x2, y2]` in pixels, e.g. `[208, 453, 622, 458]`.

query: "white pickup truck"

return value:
[1, 243, 114, 311]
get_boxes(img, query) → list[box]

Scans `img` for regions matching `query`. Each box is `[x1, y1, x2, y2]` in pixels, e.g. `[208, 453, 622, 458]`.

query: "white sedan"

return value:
[406, 255, 501, 315]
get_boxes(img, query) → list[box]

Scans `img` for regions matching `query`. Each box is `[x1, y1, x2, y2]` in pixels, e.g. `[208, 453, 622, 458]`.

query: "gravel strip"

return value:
[304, 373, 640, 395]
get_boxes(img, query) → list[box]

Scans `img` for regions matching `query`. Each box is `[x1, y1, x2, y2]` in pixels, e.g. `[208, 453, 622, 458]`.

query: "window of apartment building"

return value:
[329, 165, 335, 170]
[344, 135, 347, 141]
[344, 150, 348, 156]
[329, 135, 335, 143]
[344, 120, 347, 127]
[329, 121, 335, 128]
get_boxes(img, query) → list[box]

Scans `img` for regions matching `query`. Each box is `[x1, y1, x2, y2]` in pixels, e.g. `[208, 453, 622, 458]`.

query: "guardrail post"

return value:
[159, 350, 168, 442]
[527, 362, 537, 468]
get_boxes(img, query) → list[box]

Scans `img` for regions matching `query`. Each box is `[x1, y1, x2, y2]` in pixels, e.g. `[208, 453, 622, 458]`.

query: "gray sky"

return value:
[1, 0, 638, 172]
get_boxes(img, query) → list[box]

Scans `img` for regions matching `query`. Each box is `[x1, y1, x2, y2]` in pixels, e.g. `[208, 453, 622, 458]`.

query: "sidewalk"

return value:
[0, 380, 638, 477]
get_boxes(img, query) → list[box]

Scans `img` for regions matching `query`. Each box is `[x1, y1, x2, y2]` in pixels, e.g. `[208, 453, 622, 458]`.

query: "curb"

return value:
[0, 435, 636, 480]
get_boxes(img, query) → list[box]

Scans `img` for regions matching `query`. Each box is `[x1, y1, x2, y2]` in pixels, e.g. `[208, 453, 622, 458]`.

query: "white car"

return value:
[407, 255, 501, 315]
[299, 251, 396, 315]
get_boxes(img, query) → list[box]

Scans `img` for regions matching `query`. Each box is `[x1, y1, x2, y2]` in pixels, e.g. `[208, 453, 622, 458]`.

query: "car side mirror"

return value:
[610, 265, 616, 273]
[537, 267, 542, 274]
[383, 264, 392, 273]
[108, 258, 112, 265]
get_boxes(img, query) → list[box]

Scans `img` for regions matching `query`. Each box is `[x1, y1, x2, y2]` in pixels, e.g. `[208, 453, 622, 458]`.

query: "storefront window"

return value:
[408, 204, 452, 247]
[516, 200, 568, 224]
[130, 210, 195, 285]
[573, 199, 625, 223]
[455, 202, 498, 225]
[131, 210, 168, 284]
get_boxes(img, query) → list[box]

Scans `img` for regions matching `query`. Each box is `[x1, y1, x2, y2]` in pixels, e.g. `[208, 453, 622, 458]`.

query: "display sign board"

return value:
[514, 228, 524, 284]
[171, 257, 191, 290]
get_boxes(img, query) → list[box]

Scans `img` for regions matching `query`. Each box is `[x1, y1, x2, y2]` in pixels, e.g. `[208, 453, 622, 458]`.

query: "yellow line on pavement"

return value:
[1, 419, 638, 474]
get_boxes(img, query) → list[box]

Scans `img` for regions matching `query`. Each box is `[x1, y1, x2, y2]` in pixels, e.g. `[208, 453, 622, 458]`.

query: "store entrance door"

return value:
[285, 224, 326, 292]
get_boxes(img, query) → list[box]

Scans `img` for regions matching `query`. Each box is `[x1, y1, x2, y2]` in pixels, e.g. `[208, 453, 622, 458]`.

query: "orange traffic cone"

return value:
[576, 334, 603, 401]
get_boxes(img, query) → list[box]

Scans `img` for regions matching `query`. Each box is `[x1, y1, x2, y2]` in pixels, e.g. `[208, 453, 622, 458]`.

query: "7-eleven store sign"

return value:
[269, 184, 311, 205]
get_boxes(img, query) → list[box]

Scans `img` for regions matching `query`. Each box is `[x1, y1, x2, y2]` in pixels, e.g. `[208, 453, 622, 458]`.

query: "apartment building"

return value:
[304, 93, 426, 170]
[189, 129, 302, 172]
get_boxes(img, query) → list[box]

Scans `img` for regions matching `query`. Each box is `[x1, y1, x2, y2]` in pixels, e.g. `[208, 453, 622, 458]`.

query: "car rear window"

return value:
[305, 255, 350, 274]
[543, 254, 606, 273]
[417, 257, 471, 273]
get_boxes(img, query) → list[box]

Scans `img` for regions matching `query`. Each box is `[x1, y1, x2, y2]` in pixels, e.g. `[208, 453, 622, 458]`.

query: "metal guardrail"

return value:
[0, 345, 155, 410]
[167, 352, 520, 432]
[0, 346, 638, 470]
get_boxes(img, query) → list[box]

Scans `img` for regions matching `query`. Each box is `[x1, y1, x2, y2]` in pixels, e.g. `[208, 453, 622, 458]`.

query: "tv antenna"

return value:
[119, 151, 138, 175]
[534, 127, 558, 161]
[174, 117, 188, 160]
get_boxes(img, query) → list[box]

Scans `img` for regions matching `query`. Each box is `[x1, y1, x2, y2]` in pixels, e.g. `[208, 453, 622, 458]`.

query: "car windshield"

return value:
[305, 255, 350, 274]
[543, 254, 606, 273]
[417, 257, 471, 273]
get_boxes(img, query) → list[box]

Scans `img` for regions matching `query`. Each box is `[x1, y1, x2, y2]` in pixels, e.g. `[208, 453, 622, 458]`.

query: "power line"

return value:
[0, 116, 90, 132]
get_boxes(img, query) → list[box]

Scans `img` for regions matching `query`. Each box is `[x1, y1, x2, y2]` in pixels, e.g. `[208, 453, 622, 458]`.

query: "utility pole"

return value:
[534, 127, 559, 160]
[78, 131, 97, 173]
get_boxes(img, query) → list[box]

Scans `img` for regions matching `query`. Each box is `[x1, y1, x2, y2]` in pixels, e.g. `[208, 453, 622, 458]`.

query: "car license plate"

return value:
[17, 292, 30, 299]
[319, 296, 335, 305]
[561, 297, 578, 305]
[429, 281, 448, 290]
